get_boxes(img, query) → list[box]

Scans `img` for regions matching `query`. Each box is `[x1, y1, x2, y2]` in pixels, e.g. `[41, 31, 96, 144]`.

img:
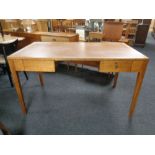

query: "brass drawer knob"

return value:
[114, 62, 118, 69]
[52, 38, 56, 41]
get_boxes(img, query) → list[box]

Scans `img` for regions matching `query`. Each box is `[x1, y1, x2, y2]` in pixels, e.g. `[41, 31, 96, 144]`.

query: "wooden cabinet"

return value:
[41, 36, 69, 42]
[39, 32, 79, 42]
[134, 24, 150, 47]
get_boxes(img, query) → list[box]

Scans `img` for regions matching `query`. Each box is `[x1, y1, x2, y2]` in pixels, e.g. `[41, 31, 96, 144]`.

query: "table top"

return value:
[0, 35, 25, 44]
[8, 42, 148, 60]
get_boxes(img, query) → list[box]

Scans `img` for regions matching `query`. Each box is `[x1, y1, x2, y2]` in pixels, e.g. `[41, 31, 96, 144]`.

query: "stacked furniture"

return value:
[51, 19, 85, 32]
[35, 20, 49, 32]
[134, 19, 152, 47]
[122, 20, 138, 46]
[123, 19, 151, 47]
[151, 20, 155, 39]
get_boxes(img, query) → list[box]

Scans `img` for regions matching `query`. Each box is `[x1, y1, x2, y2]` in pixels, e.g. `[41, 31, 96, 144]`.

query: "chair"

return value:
[102, 21, 123, 41]
[89, 21, 128, 43]
[0, 39, 28, 87]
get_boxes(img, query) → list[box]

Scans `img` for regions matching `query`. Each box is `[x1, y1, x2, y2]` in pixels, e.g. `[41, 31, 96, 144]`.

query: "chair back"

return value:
[103, 21, 123, 41]
[0, 39, 18, 59]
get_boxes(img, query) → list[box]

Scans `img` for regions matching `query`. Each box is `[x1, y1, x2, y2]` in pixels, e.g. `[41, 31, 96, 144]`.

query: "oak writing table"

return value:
[7, 42, 149, 117]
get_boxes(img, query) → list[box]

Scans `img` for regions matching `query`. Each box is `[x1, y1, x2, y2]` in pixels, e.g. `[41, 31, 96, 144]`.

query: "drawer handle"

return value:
[114, 62, 118, 69]
[52, 39, 56, 41]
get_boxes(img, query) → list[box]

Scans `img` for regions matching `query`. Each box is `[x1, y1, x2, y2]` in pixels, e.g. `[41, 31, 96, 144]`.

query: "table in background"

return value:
[3, 30, 79, 48]
[0, 35, 24, 43]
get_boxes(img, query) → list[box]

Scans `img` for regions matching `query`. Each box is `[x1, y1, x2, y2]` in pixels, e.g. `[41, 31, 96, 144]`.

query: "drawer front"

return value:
[14, 59, 55, 72]
[23, 60, 55, 72]
[99, 60, 133, 72]
[41, 36, 69, 42]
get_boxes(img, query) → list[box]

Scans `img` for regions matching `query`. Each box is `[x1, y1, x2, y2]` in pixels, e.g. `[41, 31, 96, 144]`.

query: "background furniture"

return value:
[134, 19, 152, 47]
[124, 19, 151, 47]
[85, 22, 128, 69]
[122, 20, 138, 46]
[4, 30, 79, 46]
[3, 30, 41, 48]
[2, 19, 21, 31]
[151, 19, 155, 39]
[35, 20, 48, 32]
[89, 32, 103, 42]
[0, 39, 28, 87]
[51, 19, 62, 32]
[89, 21, 128, 43]
[134, 24, 150, 47]
[21, 19, 37, 32]
[102, 21, 124, 41]
[35, 32, 79, 42]
[1, 19, 152, 47]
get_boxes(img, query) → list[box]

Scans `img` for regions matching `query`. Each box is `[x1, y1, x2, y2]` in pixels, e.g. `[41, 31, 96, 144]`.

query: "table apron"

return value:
[12, 59, 146, 73]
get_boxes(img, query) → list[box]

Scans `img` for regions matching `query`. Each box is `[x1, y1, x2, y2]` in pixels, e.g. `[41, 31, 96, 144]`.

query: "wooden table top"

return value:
[8, 42, 148, 60]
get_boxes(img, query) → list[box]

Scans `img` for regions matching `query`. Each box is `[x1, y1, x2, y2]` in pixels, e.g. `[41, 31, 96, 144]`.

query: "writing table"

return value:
[7, 42, 149, 117]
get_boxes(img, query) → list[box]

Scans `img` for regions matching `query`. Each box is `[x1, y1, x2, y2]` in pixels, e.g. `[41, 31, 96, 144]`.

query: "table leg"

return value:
[128, 61, 148, 117]
[38, 73, 44, 87]
[113, 72, 119, 88]
[8, 60, 27, 114]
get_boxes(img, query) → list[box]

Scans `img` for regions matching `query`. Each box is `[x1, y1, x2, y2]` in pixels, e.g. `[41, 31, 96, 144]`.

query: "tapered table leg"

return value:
[128, 61, 148, 118]
[38, 73, 44, 87]
[8, 60, 27, 114]
[113, 72, 119, 88]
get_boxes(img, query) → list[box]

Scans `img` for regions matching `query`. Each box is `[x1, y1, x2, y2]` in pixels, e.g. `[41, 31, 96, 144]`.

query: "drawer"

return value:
[99, 60, 133, 72]
[41, 36, 69, 42]
[23, 60, 55, 72]
[14, 59, 55, 72]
